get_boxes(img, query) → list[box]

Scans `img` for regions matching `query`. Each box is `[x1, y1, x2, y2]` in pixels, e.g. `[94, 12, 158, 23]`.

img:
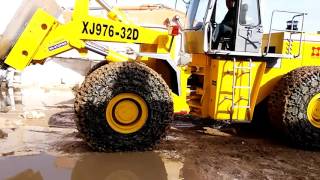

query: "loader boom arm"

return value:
[4, 0, 174, 70]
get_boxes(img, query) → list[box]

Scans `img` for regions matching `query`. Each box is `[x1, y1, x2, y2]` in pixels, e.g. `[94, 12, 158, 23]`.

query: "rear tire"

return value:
[74, 62, 173, 151]
[268, 66, 320, 148]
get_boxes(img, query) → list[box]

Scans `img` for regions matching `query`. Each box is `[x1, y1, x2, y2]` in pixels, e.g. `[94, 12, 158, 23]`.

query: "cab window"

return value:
[214, 0, 229, 23]
[239, 0, 261, 26]
[186, 0, 210, 29]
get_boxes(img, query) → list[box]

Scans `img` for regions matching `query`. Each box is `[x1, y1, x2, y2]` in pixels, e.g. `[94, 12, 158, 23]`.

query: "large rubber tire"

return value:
[74, 62, 173, 151]
[268, 66, 320, 148]
[86, 60, 108, 76]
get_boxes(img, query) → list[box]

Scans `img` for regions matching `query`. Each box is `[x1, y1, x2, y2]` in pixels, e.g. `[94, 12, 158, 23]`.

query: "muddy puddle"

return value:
[0, 152, 185, 180]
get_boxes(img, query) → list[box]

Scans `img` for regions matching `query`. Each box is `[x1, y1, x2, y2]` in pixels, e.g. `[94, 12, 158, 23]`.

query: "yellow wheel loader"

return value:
[1, 0, 320, 151]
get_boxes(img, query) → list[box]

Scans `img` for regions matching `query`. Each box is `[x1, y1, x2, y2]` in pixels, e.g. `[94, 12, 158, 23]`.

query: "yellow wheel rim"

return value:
[307, 93, 320, 128]
[106, 93, 148, 134]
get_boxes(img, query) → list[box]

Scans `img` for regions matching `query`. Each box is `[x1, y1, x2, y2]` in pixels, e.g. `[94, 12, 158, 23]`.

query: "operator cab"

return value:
[184, 0, 263, 54]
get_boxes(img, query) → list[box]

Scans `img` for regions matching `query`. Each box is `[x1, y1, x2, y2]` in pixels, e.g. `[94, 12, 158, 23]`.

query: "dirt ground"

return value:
[0, 104, 320, 180]
[160, 127, 320, 179]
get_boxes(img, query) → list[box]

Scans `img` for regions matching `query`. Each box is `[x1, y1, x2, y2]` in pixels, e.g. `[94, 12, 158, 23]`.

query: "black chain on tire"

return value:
[86, 60, 108, 76]
[74, 62, 173, 151]
[268, 66, 320, 149]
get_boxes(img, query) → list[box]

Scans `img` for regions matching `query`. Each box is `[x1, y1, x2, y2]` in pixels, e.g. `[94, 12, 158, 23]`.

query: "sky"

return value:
[260, 0, 320, 33]
[89, 0, 320, 33]
[103, 0, 320, 33]
[1, 0, 319, 33]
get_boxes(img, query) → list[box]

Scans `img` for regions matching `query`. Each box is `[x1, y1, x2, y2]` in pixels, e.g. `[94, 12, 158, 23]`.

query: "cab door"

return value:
[234, 0, 263, 53]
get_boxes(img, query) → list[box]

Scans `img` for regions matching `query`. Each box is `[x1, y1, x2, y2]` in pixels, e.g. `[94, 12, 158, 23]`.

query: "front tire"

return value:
[86, 60, 108, 76]
[268, 67, 320, 148]
[74, 62, 173, 151]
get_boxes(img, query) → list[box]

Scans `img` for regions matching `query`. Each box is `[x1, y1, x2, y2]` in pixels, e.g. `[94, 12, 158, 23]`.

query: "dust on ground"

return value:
[0, 105, 320, 180]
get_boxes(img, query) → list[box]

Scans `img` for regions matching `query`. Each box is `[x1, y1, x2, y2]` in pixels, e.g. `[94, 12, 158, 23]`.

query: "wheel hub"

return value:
[114, 100, 139, 125]
[106, 93, 148, 134]
[307, 94, 320, 128]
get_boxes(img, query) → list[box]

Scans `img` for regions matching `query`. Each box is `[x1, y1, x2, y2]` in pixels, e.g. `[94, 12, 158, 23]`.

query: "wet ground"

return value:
[1, 104, 320, 179]
[0, 152, 182, 180]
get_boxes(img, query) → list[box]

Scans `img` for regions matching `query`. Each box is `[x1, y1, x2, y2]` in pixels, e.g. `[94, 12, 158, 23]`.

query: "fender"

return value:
[138, 52, 181, 96]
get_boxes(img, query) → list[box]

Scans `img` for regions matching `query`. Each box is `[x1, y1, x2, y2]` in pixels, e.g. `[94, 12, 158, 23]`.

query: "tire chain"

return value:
[74, 62, 173, 151]
[86, 60, 109, 76]
[268, 66, 320, 148]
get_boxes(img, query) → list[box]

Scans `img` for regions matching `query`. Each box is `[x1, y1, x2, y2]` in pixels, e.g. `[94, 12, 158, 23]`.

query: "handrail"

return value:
[265, 10, 307, 58]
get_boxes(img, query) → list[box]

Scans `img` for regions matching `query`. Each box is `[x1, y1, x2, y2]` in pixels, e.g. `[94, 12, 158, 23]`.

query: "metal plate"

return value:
[0, 0, 61, 59]
[184, 30, 205, 54]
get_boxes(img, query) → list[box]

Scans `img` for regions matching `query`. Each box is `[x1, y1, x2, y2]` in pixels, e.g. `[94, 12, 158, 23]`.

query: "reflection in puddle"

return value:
[72, 152, 170, 180]
[0, 154, 69, 180]
[0, 152, 183, 180]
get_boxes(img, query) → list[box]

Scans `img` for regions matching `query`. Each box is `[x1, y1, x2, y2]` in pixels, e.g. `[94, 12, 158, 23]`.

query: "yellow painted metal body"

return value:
[105, 93, 148, 134]
[5, 0, 173, 70]
[5, 0, 320, 123]
[5, 9, 57, 70]
[185, 32, 320, 121]
[173, 67, 191, 113]
[186, 54, 266, 121]
[307, 93, 320, 128]
[139, 41, 190, 113]
[4, 0, 189, 113]
[258, 33, 320, 103]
